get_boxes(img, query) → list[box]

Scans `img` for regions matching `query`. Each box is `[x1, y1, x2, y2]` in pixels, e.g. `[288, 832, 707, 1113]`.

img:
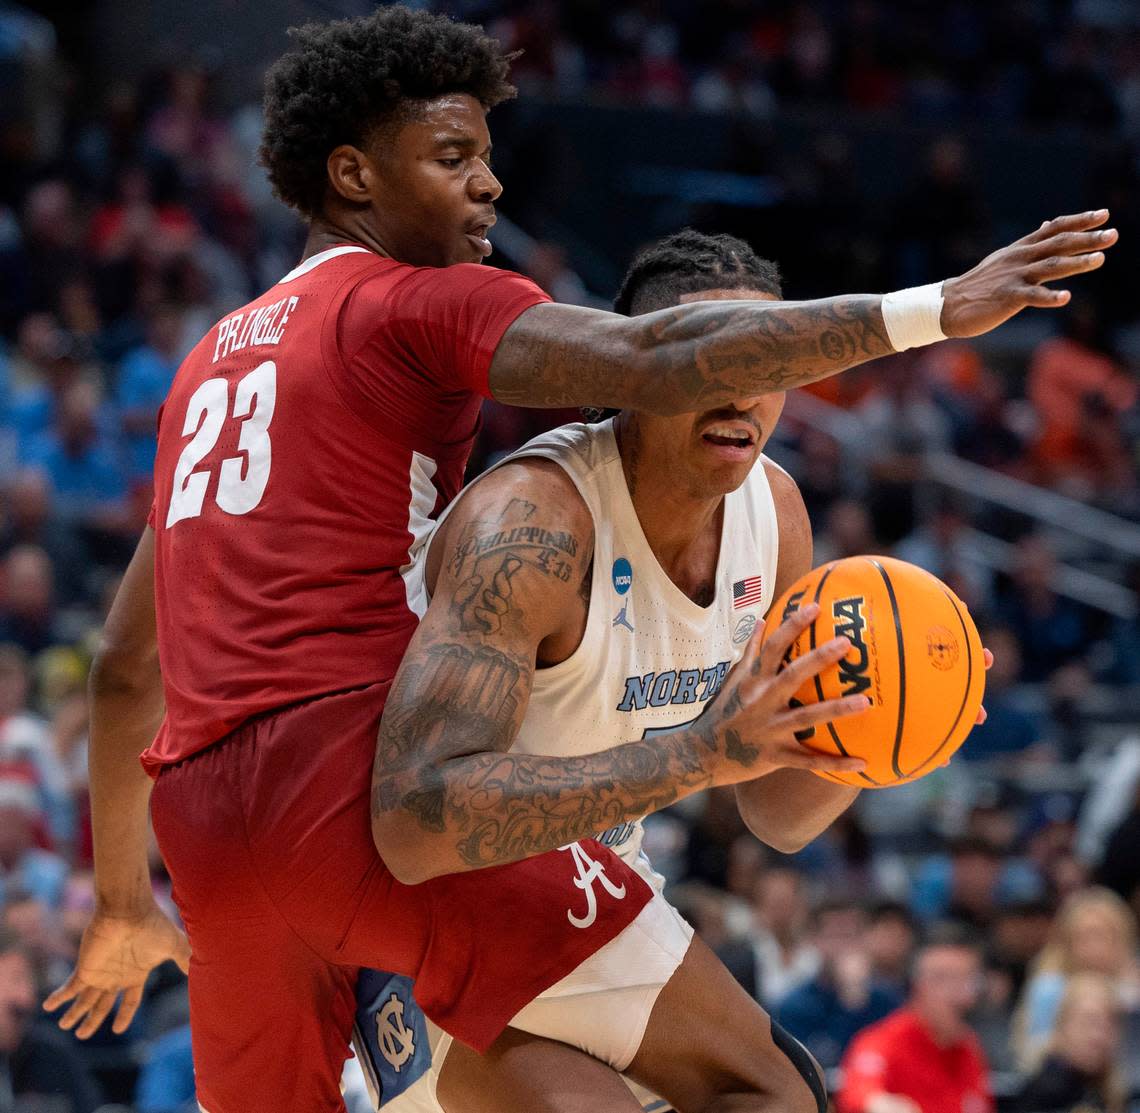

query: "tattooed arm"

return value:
[734, 461, 860, 854]
[371, 459, 870, 885]
[488, 211, 1114, 412]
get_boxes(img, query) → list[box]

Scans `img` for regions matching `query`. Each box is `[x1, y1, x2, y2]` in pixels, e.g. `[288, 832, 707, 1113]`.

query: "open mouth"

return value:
[700, 422, 757, 451]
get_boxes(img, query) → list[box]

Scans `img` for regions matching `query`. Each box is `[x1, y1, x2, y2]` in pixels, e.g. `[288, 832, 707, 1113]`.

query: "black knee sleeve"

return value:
[769, 1018, 827, 1113]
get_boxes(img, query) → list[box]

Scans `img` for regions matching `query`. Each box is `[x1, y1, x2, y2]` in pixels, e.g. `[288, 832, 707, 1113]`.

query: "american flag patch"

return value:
[733, 576, 763, 609]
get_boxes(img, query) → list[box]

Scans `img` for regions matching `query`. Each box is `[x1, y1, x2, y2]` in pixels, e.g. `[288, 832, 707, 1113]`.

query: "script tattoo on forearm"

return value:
[489, 296, 893, 411]
[372, 644, 768, 871]
[373, 644, 723, 867]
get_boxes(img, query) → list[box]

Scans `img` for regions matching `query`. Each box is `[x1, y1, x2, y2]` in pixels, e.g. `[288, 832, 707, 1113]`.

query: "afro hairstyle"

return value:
[260, 5, 517, 219]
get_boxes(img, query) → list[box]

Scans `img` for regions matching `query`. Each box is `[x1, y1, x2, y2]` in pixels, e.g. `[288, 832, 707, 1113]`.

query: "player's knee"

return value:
[769, 1019, 827, 1113]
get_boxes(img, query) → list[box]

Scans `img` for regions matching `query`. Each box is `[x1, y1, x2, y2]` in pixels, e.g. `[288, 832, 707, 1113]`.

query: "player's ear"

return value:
[326, 145, 374, 206]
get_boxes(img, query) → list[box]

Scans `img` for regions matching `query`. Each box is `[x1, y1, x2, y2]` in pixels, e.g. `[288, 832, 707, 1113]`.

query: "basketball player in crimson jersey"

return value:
[44, 7, 1113, 1112]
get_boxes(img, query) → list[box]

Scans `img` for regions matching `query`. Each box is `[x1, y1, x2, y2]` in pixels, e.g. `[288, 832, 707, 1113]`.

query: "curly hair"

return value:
[260, 6, 517, 219]
[613, 228, 782, 317]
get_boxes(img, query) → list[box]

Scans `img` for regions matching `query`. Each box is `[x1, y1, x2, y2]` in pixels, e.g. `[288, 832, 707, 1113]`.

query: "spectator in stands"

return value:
[838, 923, 992, 1113]
[21, 378, 127, 532]
[1101, 561, 1140, 686]
[1096, 780, 1140, 915]
[4, 885, 73, 987]
[0, 641, 78, 849]
[117, 303, 184, 483]
[1027, 303, 1136, 488]
[89, 161, 198, 266]
[7, 181, 86, 329]
[1016, 974, 1126, 1113]
[1014, 887, 1140, 1071]
[912, 836, 1005, 930]
[6, 313, 82, 453]
[894, 495, 993, 613]
[0, 544, 66, 655]
[813, 498, 879, 565]
[855, 353, 953, 543]
[0, 643, 50, 767]
[996, 536, 1090, 683]
[0, 924, 101, 1111]
[962, 627, 1042, 761]
[895, 137, 989, 284]
[0, 776, 67, 908]
[991, 901, 1055, 999]
[0, 468, 90, 604]
[716, 866, 819, 1007]
[866, 901, 919, 998]
[777, 898, 902, 1068]
[135, 1023, 195, 1113]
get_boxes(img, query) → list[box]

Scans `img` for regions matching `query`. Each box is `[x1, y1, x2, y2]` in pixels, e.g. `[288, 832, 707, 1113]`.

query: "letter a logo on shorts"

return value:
[376, 992, 416, 1072]
[561, 841, 627, 929]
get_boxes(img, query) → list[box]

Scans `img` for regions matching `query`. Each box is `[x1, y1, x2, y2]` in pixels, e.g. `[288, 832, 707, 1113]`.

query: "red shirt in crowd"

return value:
[142, 244, 549, 772]
[838, 1007, 993, 1113]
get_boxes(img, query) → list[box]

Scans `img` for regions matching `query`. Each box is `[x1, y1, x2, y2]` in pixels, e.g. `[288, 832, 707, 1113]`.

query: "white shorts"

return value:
[365, 855, 692, 1112]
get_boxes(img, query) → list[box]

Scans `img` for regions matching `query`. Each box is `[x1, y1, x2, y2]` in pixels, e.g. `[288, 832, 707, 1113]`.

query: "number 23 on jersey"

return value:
[166, 360, 277, 528]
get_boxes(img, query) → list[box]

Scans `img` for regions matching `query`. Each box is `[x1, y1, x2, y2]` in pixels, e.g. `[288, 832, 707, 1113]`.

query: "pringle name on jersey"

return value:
[212, 295, 300, 363]
[617, 661, 731, 712]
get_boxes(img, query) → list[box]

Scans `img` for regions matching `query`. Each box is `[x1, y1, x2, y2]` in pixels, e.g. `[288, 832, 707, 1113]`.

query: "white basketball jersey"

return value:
[426, 419, 780, 870]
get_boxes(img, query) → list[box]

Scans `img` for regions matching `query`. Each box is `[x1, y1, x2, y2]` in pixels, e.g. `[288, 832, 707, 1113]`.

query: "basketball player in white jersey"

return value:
[352, 230, 904, 1113]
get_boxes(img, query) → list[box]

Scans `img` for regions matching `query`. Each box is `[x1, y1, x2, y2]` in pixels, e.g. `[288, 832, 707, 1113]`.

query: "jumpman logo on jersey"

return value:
[612, 605, 634, 632]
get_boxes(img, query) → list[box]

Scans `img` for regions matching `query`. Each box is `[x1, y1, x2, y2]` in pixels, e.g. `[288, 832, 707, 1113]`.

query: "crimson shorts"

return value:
[150, 683, 652, 1113]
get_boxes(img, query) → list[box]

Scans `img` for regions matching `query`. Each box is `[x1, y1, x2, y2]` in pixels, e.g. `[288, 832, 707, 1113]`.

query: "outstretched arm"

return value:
[489, 211, 1114, 412]
[734, 462, 860, 853]
[371, 460, 870, 885]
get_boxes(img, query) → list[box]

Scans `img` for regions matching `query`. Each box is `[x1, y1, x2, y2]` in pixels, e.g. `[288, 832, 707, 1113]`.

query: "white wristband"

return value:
[881, 282, 946, 352]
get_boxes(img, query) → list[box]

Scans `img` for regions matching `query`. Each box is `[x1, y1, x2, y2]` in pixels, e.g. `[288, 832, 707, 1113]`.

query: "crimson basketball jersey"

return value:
[143, 245, 549, 773]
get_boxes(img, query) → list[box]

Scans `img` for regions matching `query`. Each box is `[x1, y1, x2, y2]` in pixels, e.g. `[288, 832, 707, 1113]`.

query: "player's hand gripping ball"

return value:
[763, 555, 985, 787]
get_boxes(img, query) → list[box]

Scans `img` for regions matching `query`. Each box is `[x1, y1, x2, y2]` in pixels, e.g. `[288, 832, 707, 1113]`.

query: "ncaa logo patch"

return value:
[612, 557, 633, 595]
[732, 614, 757, 644]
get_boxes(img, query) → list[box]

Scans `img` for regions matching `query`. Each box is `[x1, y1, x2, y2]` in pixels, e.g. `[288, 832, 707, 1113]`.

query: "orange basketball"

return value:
[764, 555, 985, 787]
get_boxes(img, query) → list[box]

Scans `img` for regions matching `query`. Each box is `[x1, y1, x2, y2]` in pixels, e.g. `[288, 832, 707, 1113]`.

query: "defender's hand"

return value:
[941, 210, 1116, 338]
[44, 905, 190, 1038]
[695, 603, 870, 784]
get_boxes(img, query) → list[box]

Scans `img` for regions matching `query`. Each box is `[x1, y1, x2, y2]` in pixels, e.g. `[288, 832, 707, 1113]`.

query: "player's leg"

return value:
[436, 1027, 647, 1113]
[185, 913, 359, 1113]
[150, 731, 360, 1113]
[497, 889, 822, 1113]
[623, 934, 825, 1113]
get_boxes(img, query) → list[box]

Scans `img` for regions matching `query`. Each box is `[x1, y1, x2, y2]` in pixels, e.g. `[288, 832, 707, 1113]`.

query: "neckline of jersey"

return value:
[277, 244, 375, 284]
[600, 419, 733, 624]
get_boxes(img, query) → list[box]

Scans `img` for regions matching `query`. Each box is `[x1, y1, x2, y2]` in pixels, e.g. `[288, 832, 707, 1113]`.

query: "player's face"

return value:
[367, 94, 501, 267]
[641, 288, 786, 499]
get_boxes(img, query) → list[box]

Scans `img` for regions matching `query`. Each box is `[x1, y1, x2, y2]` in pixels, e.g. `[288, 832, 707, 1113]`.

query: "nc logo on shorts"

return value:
[377, 993, 415, 1071]
[354, 970, 432, 1105]
[612, 557, 633, 595]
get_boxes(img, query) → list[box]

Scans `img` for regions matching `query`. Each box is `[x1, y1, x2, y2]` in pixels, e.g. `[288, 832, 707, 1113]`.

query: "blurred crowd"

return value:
[463, 0, 1140, 132]
[0, 1, 1139, 1110]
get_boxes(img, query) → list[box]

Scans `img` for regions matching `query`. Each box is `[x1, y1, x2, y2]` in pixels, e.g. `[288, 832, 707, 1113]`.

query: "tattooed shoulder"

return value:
[433, 458, 596, 638]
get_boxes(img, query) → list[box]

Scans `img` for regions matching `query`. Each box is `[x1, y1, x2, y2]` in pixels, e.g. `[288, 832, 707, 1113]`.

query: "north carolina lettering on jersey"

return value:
[452, 526, 579, 569]
[212, 295, 300, 363]
[617, 661, 730, 712]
